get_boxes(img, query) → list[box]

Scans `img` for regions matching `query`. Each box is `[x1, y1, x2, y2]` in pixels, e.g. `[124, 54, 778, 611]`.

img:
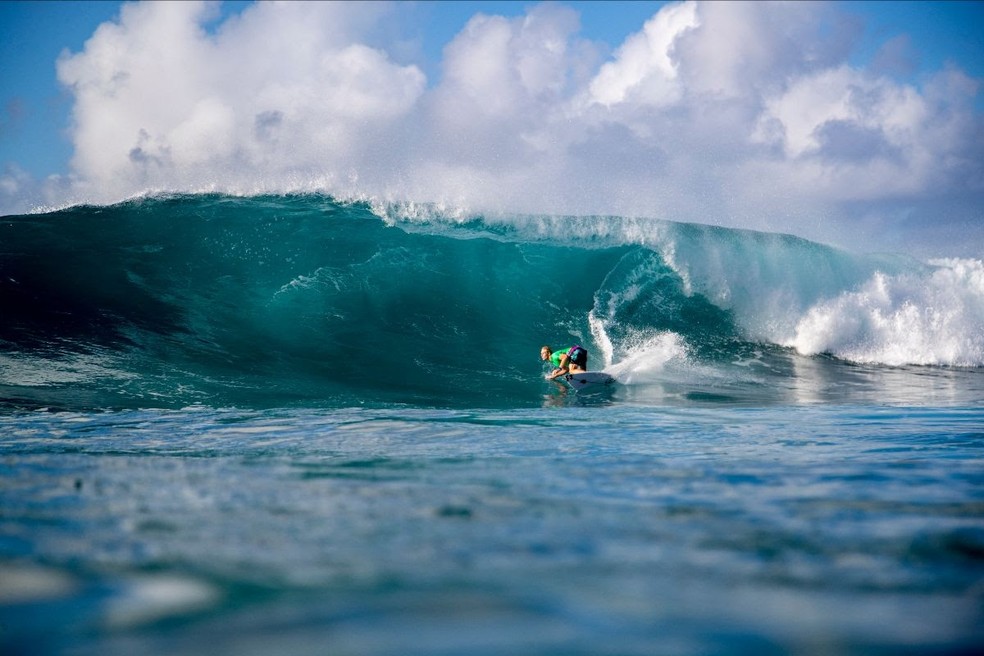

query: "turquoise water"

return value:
[1, 196, 982, 654]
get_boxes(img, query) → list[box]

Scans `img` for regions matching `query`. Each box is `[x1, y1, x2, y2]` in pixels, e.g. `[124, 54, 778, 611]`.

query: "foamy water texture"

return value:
[790, 258, 984, 366]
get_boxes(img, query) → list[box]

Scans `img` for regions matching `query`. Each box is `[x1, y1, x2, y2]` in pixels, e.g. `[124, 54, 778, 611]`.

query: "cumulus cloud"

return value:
[587, 1, 697, 107]
[56, 0, 425, 199]
[36, 0, 984, 254]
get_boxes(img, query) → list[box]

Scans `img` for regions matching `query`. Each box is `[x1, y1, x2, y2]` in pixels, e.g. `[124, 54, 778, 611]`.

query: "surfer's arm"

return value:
[545, 354, 570, 380]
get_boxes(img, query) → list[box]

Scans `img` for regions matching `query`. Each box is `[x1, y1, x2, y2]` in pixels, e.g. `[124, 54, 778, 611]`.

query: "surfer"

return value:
[541, 345, 588, 380]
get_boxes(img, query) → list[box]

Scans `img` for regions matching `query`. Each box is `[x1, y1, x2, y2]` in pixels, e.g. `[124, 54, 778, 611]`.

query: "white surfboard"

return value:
[562, 371, 616, 391]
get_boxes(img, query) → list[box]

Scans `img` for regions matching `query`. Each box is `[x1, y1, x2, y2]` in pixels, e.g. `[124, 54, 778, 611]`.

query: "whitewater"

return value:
[2, 194, 983, 655]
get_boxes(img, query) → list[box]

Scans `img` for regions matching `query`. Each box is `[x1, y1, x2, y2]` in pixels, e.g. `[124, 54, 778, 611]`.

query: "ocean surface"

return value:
[1, 195, 982, 655]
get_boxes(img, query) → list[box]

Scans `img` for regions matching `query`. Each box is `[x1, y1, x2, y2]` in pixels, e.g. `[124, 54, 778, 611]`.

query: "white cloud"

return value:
[587, 0, 697, 107]
[676, 1, 854, 98]
[34, 0, 984, 254]
[747, 64, 984, 206]
[757, 66, 927, 160]
[56, 0, 425, 200]
[0, 163, 29, 197]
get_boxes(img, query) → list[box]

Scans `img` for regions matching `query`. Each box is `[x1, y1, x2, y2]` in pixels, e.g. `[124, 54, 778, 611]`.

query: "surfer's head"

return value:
[540, 346, 551, 361]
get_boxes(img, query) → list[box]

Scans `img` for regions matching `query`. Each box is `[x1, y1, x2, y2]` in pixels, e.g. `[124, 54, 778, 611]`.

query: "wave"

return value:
[377, 200, 983, 365]
[1, 194, 981, 409]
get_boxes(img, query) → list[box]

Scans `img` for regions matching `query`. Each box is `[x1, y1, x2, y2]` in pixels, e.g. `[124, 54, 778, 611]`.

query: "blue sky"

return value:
[0, 1, 982, 255]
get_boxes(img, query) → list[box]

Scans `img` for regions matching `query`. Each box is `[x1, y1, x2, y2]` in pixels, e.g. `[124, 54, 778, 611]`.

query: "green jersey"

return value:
[550, 347, 576, 368]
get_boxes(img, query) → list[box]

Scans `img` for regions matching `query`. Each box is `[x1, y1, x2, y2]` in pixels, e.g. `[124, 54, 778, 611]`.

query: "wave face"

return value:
[2, 194, 982, 409]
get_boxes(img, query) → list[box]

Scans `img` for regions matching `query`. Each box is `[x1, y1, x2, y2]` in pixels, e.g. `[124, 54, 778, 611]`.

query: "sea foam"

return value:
[788, 258, 984, 366]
